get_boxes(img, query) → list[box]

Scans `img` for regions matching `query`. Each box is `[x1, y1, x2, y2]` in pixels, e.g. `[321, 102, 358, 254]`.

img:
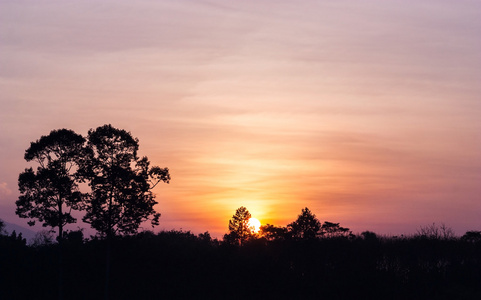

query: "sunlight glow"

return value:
[248, 217, 261, 233]
[1, 0, 479, 240]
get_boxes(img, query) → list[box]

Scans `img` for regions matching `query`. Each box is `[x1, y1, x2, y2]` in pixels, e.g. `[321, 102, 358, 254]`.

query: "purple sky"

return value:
[1, 0, 480, 238]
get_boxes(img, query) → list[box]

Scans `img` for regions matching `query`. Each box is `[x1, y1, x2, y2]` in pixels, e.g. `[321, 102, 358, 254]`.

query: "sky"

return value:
[1, 0, 480, 238]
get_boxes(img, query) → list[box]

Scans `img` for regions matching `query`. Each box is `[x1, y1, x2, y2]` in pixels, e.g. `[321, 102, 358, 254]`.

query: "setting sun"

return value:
[248, 218, 261, 233]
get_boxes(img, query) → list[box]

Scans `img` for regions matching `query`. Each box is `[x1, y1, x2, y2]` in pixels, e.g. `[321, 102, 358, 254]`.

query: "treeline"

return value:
[5, 126, 481, 299]
[225, 207, 351, 245]
[1, 225, 481, 299]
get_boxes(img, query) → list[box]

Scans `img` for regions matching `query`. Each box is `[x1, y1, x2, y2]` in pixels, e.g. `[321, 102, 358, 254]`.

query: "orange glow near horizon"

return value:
[1, 0, 480, 240]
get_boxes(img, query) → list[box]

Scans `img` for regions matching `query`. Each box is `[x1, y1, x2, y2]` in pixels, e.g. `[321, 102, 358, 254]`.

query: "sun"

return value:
[248, 217, 261, 233]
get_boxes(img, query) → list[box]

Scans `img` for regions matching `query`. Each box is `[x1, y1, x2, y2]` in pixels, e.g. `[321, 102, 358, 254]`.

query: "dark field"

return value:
[1, 231, 481, 300]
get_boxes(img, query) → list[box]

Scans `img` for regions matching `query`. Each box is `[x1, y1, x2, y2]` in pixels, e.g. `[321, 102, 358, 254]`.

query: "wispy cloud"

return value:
[1, 0, 480, 237]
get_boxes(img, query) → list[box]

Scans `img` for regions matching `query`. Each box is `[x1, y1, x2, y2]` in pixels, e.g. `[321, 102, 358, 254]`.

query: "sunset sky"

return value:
[1, 0, 480, 238]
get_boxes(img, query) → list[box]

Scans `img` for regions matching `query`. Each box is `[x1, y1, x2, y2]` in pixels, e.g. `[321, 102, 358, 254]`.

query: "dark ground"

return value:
[1, 231, 480, 300]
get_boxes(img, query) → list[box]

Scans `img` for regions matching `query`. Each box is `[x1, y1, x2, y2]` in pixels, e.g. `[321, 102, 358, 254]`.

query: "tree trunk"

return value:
[58, 201, 64, 300]
[105, 187, 114, 300]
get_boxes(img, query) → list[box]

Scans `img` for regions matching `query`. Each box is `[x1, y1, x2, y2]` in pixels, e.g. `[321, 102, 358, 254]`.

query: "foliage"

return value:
[461, 231, 481, 243]
[31, 230, 55, 247]
[16, 129, 86, 240]
[0, 219, 5, 235]
[81, 124, 170, 238]
[416, 223, 455, 240]
[258, 208, 352, 241]
[2, 230, 481, 299]
[63, 229, 85, 244]
[224, 206, 253, 245]
[7, 230, 27, 245]
[198, 231, 216, 244]
[321, 221, 351, 238]
[361, 231, 378, 241]
[287, 207, 321, 240]
[260, 224, 288, 241]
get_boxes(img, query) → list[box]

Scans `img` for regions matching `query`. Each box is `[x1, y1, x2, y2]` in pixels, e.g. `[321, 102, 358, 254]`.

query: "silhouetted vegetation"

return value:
[7, 127, 481, 299]
[224, 206, 254, 246]
[80, 125, 170, 239]
[0, 219, 4, 234]
[1, 222, 481, 299]
[258, 207, 352, 241]
[287, 207, 321, 240]
[16, 129, 87, 241]
[17, 125, 170, 240]
[15, 125, 170, 300]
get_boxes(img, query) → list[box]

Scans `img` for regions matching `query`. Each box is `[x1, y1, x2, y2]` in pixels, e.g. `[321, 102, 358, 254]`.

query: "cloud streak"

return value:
[1, 0, 480, 237]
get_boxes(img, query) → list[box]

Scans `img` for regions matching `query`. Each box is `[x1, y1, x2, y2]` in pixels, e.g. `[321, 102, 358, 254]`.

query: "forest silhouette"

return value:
[1, 126, 481, 299]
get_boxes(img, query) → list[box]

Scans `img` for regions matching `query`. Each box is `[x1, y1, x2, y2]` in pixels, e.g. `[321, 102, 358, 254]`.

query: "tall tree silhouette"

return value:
[81, 124, 170, 238]
[80, 124, 170, 300]
[16, 129, 86, 240]
[287, 207, 321, 240]
[16, 129, 86, 300]
[224, 206, 253, 246]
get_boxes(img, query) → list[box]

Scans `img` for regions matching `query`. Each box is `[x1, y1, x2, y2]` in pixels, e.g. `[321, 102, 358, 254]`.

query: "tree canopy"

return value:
[16, 129, 86, 240]
[287, 207, 321, 240]
[321, 221, 351, 238]
[81, 124, 170, 238]
[16, 125, 170, 240]
[259, 224, 288, 241]
[224, 206, 253, 246]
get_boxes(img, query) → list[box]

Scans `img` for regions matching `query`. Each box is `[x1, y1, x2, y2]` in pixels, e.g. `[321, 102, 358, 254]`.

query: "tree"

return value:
[259, 224, 288, 241]
[416, 223, 455, 240]
[16, 129, 86, 240]
[461, 231, 481, 243]
[0, 219, 5, 235]
[320, 221, 350, 238]
[31, 230, 55, 247]
[81, 124, 170, 238]
[224, 206, 253, 246]
[361, 231, 378, 241]
[287, 207, 321, 240]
